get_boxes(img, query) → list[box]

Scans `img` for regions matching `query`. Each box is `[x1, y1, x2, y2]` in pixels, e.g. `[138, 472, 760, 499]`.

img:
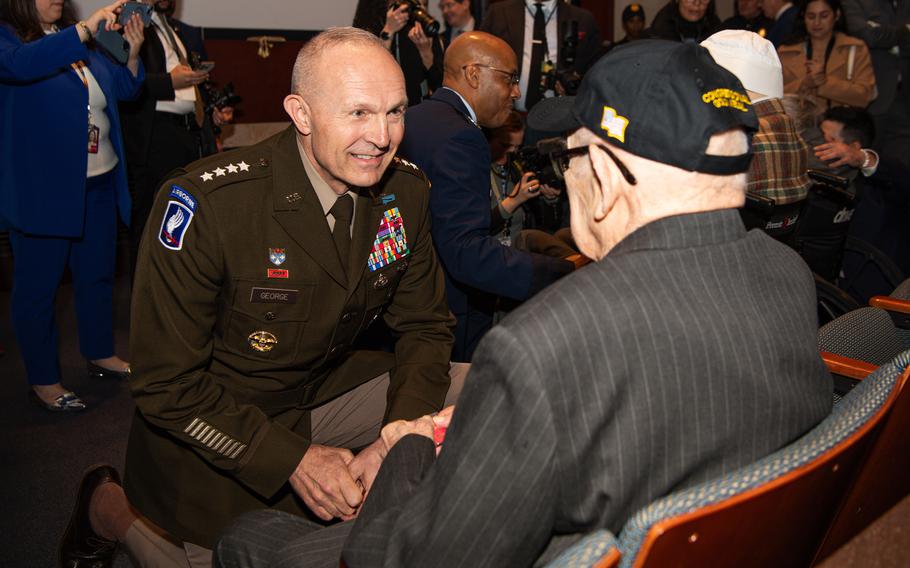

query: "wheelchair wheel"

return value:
[816, 274, 861, 327]
[839, 236, 906, 304]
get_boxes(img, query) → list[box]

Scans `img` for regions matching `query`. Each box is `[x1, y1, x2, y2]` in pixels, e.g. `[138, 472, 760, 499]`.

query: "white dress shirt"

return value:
[151, 11, 196, 115]
[517, 0, 558, 112]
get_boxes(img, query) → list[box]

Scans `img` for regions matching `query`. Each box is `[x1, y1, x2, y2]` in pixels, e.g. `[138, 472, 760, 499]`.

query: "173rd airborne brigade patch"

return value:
[158, 185, 197, 251]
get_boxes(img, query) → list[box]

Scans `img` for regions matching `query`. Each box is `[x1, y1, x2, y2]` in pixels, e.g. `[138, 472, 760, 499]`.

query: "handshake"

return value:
[289, 406, 455, 521]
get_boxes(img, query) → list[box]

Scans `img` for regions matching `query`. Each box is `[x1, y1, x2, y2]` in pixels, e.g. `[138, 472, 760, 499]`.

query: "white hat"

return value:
[700, 30, 783, 100]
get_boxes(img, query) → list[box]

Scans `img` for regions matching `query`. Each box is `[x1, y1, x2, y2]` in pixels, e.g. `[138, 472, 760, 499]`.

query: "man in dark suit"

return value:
[120, 0, 229, 277]
[398, 31, 578, 362]
[440, 0, 475, 45]
[480, 0, 602, 111]
[58, 27, 464, 567]
[762, 0, 798, 47]
[214, 40, 832, 568]
[842, 0, 910, 163]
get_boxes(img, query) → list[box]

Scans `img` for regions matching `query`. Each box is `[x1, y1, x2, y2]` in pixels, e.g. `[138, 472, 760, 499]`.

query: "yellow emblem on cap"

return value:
[248, 330, 278, 352]
[600, 106, 629, 143]
[701, 89, 751, 112]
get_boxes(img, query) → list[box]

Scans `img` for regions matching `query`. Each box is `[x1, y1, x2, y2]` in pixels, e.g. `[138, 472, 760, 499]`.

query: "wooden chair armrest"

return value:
[869, 295, 910, 315]
[820, 351, 878, 380]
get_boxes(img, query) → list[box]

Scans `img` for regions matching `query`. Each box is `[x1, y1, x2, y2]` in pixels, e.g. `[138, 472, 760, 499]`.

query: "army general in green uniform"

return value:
[58, 27, 462, 568]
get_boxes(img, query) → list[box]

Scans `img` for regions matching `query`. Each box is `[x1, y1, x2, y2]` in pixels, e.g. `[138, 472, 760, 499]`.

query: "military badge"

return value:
[158, 185, 197, 251]
[367, 207, 410, 272]
[267, 268, 289, 279]
[248, 330, 278, 352]
[269, 248, 286, 266]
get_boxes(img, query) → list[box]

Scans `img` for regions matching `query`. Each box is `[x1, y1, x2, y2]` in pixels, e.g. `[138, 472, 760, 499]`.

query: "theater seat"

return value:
[562, 350, 910, 568]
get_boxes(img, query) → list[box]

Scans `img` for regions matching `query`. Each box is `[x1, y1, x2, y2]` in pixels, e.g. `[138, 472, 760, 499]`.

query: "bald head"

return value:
[443, 31, 519, 128]
[291, 27, 397, 98]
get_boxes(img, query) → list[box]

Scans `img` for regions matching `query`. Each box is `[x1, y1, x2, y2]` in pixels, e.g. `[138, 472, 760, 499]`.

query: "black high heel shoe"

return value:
[87, 362, 131, 380]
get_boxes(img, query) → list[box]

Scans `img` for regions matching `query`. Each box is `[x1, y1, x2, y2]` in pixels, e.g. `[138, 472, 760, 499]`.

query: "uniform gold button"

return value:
[265, 312, 277, 321]
[258, 158, 269, 168]
[373, 274, 389, 289]
[341, 312, 356, 323]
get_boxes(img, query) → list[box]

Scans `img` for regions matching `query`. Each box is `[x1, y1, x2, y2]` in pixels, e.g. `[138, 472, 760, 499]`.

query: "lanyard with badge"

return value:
[71, 61, 99, 154]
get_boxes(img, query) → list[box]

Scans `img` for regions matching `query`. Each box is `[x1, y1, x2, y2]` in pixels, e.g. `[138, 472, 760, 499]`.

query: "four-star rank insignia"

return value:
[269, 248, 286, 266]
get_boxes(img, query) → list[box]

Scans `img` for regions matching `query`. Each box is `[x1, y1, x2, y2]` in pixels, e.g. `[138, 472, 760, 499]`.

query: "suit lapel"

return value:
[271, 128, 348, 288]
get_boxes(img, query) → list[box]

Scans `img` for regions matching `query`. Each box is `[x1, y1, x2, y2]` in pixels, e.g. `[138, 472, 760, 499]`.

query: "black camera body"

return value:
[391, 0, 440, 37]
[509, 137, 569, 190]
[542, 21, 583, 96]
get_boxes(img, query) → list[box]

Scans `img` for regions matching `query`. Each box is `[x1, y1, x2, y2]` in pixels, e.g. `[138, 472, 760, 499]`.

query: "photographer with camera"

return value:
[353, 0, 444, 106]
[481, 0, 601, 112]
[120, 0, 234, 278]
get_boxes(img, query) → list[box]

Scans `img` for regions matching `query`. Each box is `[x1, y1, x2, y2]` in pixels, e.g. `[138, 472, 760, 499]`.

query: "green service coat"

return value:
[123, 126, 455, 547]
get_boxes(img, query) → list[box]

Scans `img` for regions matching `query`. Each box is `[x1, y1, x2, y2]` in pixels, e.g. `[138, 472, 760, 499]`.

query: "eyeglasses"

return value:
[554, 143, 637, 185]
[463, 64, 520, 86]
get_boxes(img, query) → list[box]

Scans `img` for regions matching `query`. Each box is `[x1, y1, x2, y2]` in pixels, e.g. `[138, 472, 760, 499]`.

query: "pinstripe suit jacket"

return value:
[339, 209, 833, 567]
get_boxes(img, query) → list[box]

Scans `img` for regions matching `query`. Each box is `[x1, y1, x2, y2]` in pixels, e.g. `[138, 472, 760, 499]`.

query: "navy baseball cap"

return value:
[528, 40, 759, 175]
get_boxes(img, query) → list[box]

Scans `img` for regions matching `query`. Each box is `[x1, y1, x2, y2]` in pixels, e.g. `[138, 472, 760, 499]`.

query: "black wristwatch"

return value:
[380, 30, 391, 40]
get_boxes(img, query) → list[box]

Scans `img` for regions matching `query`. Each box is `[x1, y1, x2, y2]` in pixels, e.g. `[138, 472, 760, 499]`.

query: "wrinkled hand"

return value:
[380, 415, 435, 453]
[85, 0, 127, 36]
[813, 141, 865, 168]
[384, 3, 410, 35]
[289, 444, 363, 521]
[213, 106, 234, 126]
[171, 64, 209, 90]
[344, 438, 387, 519]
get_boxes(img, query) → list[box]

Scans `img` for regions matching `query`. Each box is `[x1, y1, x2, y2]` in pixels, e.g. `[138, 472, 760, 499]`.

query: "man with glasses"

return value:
[396, 31, 581, 362]
[215, 40, 832, 568]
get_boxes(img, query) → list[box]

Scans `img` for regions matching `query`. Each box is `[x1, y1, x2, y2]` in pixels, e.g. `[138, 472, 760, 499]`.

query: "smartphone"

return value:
[196, 61, 216, 74]
[94, 22, 129, 64]
[118, 1, 153, 26]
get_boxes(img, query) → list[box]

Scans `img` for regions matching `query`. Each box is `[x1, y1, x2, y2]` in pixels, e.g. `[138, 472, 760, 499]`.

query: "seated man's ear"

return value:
[284, 94, 312, 136]
[587, 144, 621, 223]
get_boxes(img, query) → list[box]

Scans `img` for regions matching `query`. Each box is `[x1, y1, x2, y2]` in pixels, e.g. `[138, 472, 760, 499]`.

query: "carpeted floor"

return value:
[1, 272, 908, 567]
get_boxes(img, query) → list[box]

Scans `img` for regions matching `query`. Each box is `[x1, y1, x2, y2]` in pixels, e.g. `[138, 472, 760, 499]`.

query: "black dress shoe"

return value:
[87, 362, 130, 380]
[59, 464, 120, 568]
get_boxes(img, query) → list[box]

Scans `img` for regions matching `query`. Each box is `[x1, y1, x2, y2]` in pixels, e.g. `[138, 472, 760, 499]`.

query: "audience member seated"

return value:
[762, 0, 799, 47]
[841, 0, 910, 163]
[778, 0, 876, 117]
[721, 0, 773, 36]
[57, 27, 467, 567]
[815, 106, 910, 276]
[213, 40, 833, 568]
[398, 32, 579, 362]
[480, 0, 602, 112]
[647, 0, 721, 43]
[439, 0, 474, 45]
[0, 0, 143, 411]
[353, 0, 445, 107]
[703, 30, 811, 205]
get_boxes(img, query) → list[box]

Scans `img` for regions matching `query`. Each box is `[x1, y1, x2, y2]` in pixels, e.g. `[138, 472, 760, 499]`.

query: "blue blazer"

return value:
[0, 25, 143, 237]
[399, 88, 571, 358]
[767, 4, 798, 47]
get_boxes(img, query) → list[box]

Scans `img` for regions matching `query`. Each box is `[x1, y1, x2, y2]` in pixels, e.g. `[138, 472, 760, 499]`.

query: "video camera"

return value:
[390, 0, 441, 37]
[508, 137, 570, 190]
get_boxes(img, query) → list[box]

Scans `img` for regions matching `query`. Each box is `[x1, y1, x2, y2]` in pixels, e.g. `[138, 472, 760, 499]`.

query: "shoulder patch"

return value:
[158, 185, 197, 251]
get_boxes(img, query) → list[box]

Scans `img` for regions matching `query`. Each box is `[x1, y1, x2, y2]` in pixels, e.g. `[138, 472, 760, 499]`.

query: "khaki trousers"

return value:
[123, 363, 470, 567]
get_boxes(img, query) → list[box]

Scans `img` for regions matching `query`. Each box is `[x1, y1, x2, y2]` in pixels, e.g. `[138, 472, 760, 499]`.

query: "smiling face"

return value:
[473, 47, 520, 128]
[35, 0, 63, 27]
[439, 0, 471, 28]
[805, 0, 838, 42]
[291, 44, 407, 193]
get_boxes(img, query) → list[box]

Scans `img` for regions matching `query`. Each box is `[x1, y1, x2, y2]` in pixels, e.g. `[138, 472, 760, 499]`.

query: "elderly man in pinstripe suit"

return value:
[214, 40, 832, 568]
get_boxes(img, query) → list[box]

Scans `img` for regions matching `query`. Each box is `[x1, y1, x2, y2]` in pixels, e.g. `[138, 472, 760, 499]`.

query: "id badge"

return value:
[87, 124, 100, 154]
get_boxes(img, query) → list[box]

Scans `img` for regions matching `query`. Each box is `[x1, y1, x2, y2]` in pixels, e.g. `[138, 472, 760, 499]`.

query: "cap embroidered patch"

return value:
[600, 106, 629, 143]
[701, 88, 751, 112]
[158, 186, 197, 251]
[367, 207, 409, 272]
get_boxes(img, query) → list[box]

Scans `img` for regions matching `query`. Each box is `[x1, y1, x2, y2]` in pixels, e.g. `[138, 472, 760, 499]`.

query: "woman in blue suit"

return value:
[0, 0, 145, 410]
